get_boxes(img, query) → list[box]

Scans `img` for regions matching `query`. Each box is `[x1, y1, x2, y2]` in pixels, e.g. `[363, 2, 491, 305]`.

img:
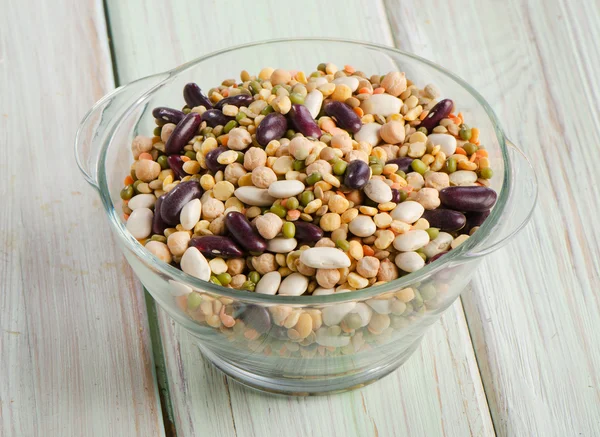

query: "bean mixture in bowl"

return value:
[121, 64, 497, 298]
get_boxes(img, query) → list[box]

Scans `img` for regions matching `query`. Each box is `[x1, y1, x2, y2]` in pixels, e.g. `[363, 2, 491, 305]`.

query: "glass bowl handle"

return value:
[463, 139, 538, 258]
[74, 73, 169, 191]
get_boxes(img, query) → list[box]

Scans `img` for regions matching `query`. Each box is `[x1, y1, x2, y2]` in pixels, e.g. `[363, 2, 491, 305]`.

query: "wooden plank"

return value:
[106, 0, 494, 436]
[0, 1, 165, 436]
[384, 0, 600, 435]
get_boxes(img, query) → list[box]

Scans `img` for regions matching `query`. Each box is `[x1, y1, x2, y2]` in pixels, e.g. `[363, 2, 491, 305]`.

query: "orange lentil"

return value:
[221, 89, 229, 97]
[353, 106, 364, 117]
[344, 65, 355, 74]
[476, 149, 488, 158]
[457, 112, 464, 124]
[400, 186, 413, 193]
[181, 156, 191, 162]
[373, 87, 385, 94]
[124, 175, 134, 185]
[455, 147, 467, 155]
[390, 183, 402, 190]
[419, 110, 428, 120]
[471, 127, 480, 143]
[362, 245, 375, 256]
[221, 135, 229, 147]
[358, 87, 373, 94]
[138, 152, 153, 160]
[287, 209, 301, 220]
[469, 152, 477, 162]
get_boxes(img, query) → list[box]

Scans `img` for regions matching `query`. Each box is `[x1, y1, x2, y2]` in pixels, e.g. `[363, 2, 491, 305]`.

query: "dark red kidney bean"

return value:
[293, 221, 324, 242]
[324, 101, 362, 133]
[201, 109, 234, 128]
[240, 305, 271, 334]
[461, 210, 491, 234]
[391, 188, 401, 203]
[183, 83, 213, 109]
[267, 324, 289, 340]
[160, 181, 203, 226]
[225, 212, 267, 253]
[387, 157, 414, 173]
[152, 195, 168, 235]
[288, 104, 322, 138]
[256, 112, 287, 146]
[165, 112, 201, 155]
[427, 251, 448, 264]
[214, 94, 253, 110]
[205, 147, 228, 173]
[189, 236, 244, 258]
[344, 160, 370, 189]
[152, 107, 185, 124]
[419, 99, 453, 132]
[422, 209, 466, 232]
[167, 155, 187, 180]
[440, 186, 497, 212]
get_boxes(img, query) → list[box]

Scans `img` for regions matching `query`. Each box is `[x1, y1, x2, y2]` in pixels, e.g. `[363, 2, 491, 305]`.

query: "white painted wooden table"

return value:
[2, 1, 599, 436]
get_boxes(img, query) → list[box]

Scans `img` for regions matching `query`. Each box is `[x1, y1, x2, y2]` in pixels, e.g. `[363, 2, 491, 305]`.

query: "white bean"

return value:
[390, 200, 424, 224]
[255, 271, 282, 295]
[364, 179, 392, 203]
[332, 76, 359, 91]
[267, 180, 305, 198]
[322, 302, 357, 326]
[312, 287, 335, 296]
[349, 302, 372, 327]
[180, 199, 201, 230]
[180, 247, 211, 281]
[348, 215, 376, 237]
[304, 89, 324, 119]
[128, 194, 156, 210]
[393, 230, 430, 252]
[395, 251, 425, 272]
[278, 273, 309, 296]
[126, 208, 153, 239]
[299, 247, 351, 269]
[422, 232, 453, 258]
[234, 186, 276, 206]
[427, 133, 457, 157]
[315, 327, 351, 347]
[360, 94, 402, 116]
[449, 170, 478, 186]
[366, 299, 392, 314]
[354, 122, 381, 146]
[266, 237, 298, 253]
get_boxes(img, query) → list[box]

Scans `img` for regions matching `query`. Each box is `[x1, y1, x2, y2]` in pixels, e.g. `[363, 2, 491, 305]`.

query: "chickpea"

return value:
[227, 128, 252, 150]
[251, 166, 277, 188]
[243, 147, 267, 171]
[224, 163, 247, 185]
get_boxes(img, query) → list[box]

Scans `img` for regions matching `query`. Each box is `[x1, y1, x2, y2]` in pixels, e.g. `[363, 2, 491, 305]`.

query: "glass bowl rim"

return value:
[98, 37, 511, 305]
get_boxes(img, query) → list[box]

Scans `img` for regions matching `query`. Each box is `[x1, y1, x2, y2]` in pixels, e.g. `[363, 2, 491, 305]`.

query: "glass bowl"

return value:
[75, 38, 537, 395]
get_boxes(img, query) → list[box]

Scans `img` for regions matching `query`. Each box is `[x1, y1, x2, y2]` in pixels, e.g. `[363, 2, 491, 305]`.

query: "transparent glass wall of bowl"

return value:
[102, 40, 505, 389]
[123, 238, 479, 382]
